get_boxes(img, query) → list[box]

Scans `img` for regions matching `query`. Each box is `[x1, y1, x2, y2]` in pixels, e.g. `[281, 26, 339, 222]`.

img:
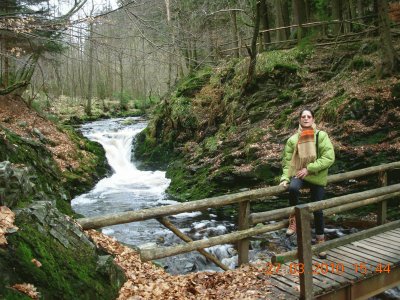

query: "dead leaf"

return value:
[12, 283, 40, 299]
[0, 206, 18, 246]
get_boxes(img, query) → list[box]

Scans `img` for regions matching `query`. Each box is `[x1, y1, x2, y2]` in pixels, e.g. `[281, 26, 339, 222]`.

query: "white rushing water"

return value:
[71, 117, 237, 274]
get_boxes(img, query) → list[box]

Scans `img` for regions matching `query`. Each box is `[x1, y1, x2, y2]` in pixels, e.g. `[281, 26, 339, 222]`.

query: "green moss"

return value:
[316, 92, 347, 123]
[0, 216, 121, 300]
[350, 57, 373, 70]
[274, 107, 293, 129]
[134, 128, 174, 169]
[176, 67, 212, 98]
[348, 131, 387, 146]
[166, 161, 216, 200]
[204, 136, 219, 153]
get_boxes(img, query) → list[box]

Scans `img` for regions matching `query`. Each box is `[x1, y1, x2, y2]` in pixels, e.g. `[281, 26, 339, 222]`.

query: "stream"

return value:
[71, 117, 237, 274]
[71, 117, 400, 298]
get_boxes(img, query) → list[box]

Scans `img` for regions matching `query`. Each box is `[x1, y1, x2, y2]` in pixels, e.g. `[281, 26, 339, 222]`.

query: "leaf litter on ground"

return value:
[86, 229, 284, 300]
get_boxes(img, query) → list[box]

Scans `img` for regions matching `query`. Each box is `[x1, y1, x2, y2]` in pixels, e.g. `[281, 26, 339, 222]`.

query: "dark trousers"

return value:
[288, 177, 325, 235]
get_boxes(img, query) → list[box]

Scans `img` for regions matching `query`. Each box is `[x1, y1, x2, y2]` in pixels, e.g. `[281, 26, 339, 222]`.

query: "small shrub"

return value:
[316, 93, 347, 123]
[350, 57, 373, 70]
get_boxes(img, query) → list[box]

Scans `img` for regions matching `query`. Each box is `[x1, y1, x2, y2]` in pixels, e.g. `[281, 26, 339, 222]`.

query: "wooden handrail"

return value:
[250, 184, 400, 224]
[77, 161, 400, 230]
[135, 187, 400, 262]
[77, 185, 285, 229]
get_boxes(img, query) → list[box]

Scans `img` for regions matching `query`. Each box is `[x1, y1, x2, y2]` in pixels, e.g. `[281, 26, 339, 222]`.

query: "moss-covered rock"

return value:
[0, 202, 125, 299]
[0, 124, 108, 213]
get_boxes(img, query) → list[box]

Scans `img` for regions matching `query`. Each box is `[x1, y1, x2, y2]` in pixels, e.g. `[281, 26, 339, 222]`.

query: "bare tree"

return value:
[377, 0, 399, 77]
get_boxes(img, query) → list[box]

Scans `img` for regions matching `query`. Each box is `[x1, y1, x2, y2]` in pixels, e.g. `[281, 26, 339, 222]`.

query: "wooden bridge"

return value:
[77, 161, 400, 299]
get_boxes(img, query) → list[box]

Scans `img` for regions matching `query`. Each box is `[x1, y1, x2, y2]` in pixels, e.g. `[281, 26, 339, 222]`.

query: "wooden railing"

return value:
[77, 161, 400, 276]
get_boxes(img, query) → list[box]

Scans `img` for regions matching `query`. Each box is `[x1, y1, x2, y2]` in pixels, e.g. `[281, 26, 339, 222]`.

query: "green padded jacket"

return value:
[280, 130, 335, 186]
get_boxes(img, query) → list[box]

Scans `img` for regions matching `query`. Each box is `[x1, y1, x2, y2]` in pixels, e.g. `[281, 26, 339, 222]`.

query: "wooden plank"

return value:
[276, 272, 327, 294]
[311, 269, 345, 292]
[338, 245, 394, 265]
[345, 242, 398, 261]
[385, 230, 400, 238]
[313, 256, 358, 280]
[250, 192, 400, 225]
[381, 232, 400, 241]
[327, 249, 377, 273]
[326, 249, 374, 275]
[238, 200, 250, 266]
[279, 263, 331, 292]
[351, 241, 400, 260]
[324, 192, 400, 219]
[316, 260, 400, 300]
[313, 257, 355, 282]
[270, 277, 299, 297]
[295, 205, 314, 300]
[330, 248, 385, 277]
[272, 219, 400, 264]
[357, 236, 400, 253]
[377, 233, 400, 243]
[77, 185, 287, 229]
[390, 228, 400, 235]
[366, 236, 400, 252]
[377, 171, 388, 225]
[257, 273, 298, 299]
[307, 184, 400, 212]
[327, 161, 400, 184]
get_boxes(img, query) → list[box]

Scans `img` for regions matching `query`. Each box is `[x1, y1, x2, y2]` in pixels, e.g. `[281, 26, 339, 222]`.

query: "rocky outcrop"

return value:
[0, 201, 125, 299]
[0, 161, 35, 208]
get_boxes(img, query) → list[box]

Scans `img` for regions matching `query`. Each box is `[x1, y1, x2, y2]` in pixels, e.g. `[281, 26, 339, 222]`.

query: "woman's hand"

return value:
[296, 168, 309, 179]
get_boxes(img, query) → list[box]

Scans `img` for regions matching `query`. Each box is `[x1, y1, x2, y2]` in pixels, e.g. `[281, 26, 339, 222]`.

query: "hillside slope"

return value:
[135, 39, 400, 202]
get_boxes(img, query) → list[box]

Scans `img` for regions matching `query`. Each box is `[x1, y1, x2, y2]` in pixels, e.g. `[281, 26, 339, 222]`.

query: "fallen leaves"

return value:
[0, 206, 19, 246]
[11, 283, 40, 299]
[86, 230, 280, 300]
[0, 95, 83, 171]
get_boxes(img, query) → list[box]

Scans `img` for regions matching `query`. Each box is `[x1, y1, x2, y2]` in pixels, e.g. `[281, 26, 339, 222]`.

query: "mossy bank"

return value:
[135, 39, 400, 205]
[0, 95, 124, 299]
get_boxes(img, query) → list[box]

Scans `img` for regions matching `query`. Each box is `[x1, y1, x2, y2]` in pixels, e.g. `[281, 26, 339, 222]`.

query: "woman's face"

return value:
[300, 110, 314, 128]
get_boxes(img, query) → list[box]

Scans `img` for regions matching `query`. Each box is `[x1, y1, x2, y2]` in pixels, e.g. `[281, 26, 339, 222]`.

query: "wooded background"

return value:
[1, 0, 399, 114]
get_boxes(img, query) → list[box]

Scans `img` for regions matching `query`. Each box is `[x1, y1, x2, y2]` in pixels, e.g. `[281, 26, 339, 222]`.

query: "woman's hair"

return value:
[299, 108, 314, 118]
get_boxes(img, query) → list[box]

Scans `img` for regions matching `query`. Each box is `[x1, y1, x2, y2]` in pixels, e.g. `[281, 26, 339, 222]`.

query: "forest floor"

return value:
[0, 94, 81, 171]
[87, 229, 286, 300]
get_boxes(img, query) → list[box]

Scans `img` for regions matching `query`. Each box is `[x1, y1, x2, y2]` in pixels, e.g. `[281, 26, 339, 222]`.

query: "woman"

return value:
[279, 108, 335, 258]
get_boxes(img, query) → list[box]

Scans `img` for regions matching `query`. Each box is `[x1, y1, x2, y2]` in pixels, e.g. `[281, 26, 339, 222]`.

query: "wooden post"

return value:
[238, 200, 250, 266]
[377, 171, 388, 225]
[295, 205, 313, 300]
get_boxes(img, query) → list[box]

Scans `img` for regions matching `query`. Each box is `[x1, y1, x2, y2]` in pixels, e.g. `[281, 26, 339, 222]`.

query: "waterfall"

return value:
[71, 117, 236, 274]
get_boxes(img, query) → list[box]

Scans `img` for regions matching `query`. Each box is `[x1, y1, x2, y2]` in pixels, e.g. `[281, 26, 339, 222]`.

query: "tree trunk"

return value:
[260, 0, 271, 48]
[357, 0, 364, 22]
[275, 0, 288, 41]
[230, 10, 240, 58]
[86, 21, 94, 116]
[332, 0, 343, 35]
[118, 53, 124, 109]
[293, 0, 308, 39]
[377, 0, 400, 78]
[165, 0, 173, 89]
[245, 0, 261, 88]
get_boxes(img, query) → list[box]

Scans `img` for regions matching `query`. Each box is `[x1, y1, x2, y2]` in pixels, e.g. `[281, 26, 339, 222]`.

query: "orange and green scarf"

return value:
[288, 123, 317, 177]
